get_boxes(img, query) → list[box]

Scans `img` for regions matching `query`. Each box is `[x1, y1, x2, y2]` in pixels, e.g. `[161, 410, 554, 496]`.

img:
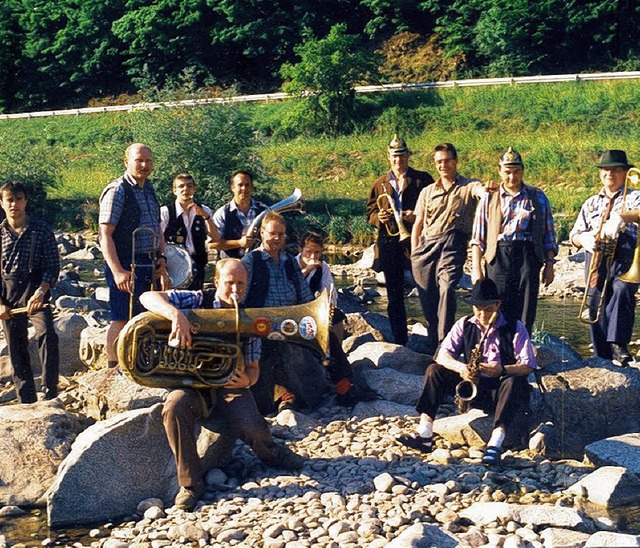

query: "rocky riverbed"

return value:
[1, 232, 640, 548]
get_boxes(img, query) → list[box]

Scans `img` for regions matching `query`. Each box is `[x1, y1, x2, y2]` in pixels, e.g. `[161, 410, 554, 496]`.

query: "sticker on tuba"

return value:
[299, 316, 317, 341]
[253, 318, 272, 336]
[280, 319, 298, 337]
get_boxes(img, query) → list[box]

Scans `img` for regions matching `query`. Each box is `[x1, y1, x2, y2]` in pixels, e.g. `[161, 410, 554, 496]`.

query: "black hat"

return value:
[499, 146, 524, 167]
[388, 134, 410, 156]
[464, 278, 501, 306]
[596, 149, 634, 169]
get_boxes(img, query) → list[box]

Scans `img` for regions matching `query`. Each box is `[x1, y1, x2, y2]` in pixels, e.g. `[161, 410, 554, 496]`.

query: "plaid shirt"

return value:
[99, 173, 161, 254]
[471, 183, 558, 254]
[0, 216, 59, 287]
[242, 249, 314, 307]
[570, 187, 640, 243]
[166, 289, 261, 363]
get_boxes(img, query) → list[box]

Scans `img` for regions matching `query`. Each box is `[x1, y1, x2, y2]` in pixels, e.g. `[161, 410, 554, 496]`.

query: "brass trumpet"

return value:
[578, 167, 640, 323]
[376, 193, 411, 241]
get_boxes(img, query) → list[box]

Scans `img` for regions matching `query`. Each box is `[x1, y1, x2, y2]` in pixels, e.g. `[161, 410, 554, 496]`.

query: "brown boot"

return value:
[174, 483, 205, 511]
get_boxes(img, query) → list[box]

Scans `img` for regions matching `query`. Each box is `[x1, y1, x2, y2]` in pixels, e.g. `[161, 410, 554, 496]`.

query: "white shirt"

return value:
[295, 254, 337, 307]
[160, 200, 213, 255]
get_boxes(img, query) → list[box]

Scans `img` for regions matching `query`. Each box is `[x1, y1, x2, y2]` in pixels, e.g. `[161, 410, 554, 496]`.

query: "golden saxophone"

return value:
[117, 291, 331, 390]
[455, 311, 497, 413]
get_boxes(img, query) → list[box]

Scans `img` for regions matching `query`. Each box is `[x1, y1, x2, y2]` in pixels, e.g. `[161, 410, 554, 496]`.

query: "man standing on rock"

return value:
[570, 149, 640, 366]
[211, 170, 266, 259]
[140, 258, 304, 511]
[471, 147, 558, 333]
[398, 278, 536, 466]
[99, 143, 169, 368]
[160, 173, 219, 290]
[366, 135, 433, 346]
[411, 143, 493, 354]
[0, 182, 60, 403]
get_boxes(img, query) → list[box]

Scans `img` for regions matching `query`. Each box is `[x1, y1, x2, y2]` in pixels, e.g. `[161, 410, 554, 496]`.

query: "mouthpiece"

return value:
[231, 293, 239, 304]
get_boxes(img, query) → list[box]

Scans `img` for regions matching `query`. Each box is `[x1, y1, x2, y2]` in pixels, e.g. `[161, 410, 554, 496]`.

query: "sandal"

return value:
[482, 445, 503, 466]
[397, 434, 434, 454]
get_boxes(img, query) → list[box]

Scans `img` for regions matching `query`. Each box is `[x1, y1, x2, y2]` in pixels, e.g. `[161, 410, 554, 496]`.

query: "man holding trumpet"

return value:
[570, 149, 640, 366]
[366, 135, 433, 346]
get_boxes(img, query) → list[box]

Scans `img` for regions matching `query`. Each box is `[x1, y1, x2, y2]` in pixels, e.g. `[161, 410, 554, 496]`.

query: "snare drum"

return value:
[165, 244, 194, 289]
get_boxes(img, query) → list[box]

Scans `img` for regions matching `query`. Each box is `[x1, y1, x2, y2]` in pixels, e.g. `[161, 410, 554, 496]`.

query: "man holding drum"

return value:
[161, 173, 219, 290]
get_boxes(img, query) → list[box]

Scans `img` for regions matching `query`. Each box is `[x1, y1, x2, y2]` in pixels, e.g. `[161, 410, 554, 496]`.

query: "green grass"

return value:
[2, 78, 640, 242]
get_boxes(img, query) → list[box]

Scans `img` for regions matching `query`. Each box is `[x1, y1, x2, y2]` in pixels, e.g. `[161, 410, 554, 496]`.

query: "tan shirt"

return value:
[415, 174, 481, 238]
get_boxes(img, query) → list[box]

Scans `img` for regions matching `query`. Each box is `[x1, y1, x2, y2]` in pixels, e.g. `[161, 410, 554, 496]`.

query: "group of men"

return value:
[3, 138, 639, 511]
[367, 136, 640, 465]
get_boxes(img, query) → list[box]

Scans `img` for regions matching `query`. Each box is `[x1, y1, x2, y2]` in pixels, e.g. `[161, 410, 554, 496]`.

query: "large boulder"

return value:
[345, 312, 393, 342]
[54, 311, 90, 376]
[47, 403, 234, 527]
[531, 360, 640, 456]
[73, 367, 167, 420]
[0, 401, 88, 506]
[362, 367, 422, 406]
[584, 433, 640, 475]
[78, 325, 109, 370]
[348, 341, 429, 376]
[565, 466, 640, 508]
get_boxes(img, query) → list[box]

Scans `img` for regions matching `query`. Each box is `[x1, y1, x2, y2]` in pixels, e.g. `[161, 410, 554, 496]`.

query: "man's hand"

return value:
[542, 261, 555, 287]
[225, 369, 251, 389]
[378, 208, 392, 224]
[479, 362, 503, 378]
[301, 258, 321, 276]
[114, 269, 132, 293]
[26, 289, 46, 315]
[0, 303, 11, 320]
[238, 234, 254, 248]
[168, 312, 195, 348]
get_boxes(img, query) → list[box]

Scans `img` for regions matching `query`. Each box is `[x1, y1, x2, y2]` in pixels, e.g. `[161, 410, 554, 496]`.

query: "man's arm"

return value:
[139, 291, 194, 347]
[99, 223, 132, 293]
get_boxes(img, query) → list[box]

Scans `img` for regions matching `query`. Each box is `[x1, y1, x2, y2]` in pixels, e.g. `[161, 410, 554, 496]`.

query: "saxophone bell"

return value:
[455, 379, 477, 402]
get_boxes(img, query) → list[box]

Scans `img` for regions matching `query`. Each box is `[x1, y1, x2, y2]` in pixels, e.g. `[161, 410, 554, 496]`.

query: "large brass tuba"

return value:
[578, 167, 640, 323]
[117, 291, 331, 390]
[245, 188, 305, 242]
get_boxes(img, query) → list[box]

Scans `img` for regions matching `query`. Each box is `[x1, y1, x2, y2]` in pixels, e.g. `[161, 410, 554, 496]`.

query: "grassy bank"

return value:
[2, 78, 639, 242]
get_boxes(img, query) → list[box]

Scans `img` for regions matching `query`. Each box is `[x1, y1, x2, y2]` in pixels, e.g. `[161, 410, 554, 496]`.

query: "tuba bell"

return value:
[117, 291, 331, 390]
[245, 188, 305, 243]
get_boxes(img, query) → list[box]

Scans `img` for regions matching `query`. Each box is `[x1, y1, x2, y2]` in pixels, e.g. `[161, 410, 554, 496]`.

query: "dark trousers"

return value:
[2, 307, 59, 403]
[186, 259, 207, 291]
[415, 362, 530, 430]
[162, 388, 282, 488]
[412, 231, 468, 344]
[585, 238, 639, 358]
[378, 236, 409, 345]
[487, 241, 542, 333]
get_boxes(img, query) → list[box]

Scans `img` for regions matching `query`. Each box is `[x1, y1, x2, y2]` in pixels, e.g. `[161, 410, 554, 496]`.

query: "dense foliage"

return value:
[2, 0, 640, 113]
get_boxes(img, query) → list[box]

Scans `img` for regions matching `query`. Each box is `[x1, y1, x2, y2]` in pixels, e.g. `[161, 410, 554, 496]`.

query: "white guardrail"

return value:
[1, 70, 640, 121]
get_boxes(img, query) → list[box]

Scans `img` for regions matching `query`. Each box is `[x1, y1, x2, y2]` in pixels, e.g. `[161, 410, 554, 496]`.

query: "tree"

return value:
[280, 24, 379, 135]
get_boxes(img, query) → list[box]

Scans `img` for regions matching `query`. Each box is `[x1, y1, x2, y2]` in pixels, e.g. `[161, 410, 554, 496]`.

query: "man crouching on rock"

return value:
[398, 278, 536, 466]
[140, 258, 304, 511]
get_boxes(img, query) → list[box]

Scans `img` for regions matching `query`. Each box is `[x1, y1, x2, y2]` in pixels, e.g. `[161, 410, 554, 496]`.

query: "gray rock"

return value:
[55, 296, 101, 312]
[0, 402, 87, 506]
[78, 325, 109, 370]
[585, 531, 640, 546]
[565, 466, 640, 507]
[345, 312, 393, 342]
[362, 367, 422, 406]
[47, 404, 176, 526]
[65, 247, 101, 260]
[342, 332, 377, 354]
[373, 472, 395, 493]
[539, 527, 591, 548]
[460, 502, 594, 532]
[74, 367, 167, 420]
[386, 523, 458, 547]
[433, 408, 493, 448]
[55, 311, 90, 375]
[585, 433, 640, 475]
[54, 277, 85, 297]
[348, 341, 428, 376]
[351, 399, 417, 419]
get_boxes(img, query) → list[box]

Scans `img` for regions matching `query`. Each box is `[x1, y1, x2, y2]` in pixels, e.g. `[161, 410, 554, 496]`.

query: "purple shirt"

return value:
[440, 312, 536, 375]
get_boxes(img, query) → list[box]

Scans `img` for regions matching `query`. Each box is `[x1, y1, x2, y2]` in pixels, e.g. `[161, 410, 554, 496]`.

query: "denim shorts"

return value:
[105, 261, 154, 321]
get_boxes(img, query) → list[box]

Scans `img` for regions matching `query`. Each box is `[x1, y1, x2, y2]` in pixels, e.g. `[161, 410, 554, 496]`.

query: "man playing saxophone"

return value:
[570, 150, 640, 367]
[397, 279, 536, 466]
[139, 258, 304, 512]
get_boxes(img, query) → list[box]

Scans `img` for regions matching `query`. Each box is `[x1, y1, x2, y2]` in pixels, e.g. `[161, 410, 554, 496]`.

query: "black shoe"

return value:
[397, 434, 434, 454]
[336, 384, 379, 407]
[43, 386, 58, 400]
[611, 343, 632, 367]
[482, 445, 503, 466]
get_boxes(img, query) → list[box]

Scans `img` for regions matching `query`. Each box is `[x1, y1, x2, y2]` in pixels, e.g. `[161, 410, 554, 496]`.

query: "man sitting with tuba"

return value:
[140, 258, 304, 512]
[397, 279, 536, 466]
[570, 150, 640, 367]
